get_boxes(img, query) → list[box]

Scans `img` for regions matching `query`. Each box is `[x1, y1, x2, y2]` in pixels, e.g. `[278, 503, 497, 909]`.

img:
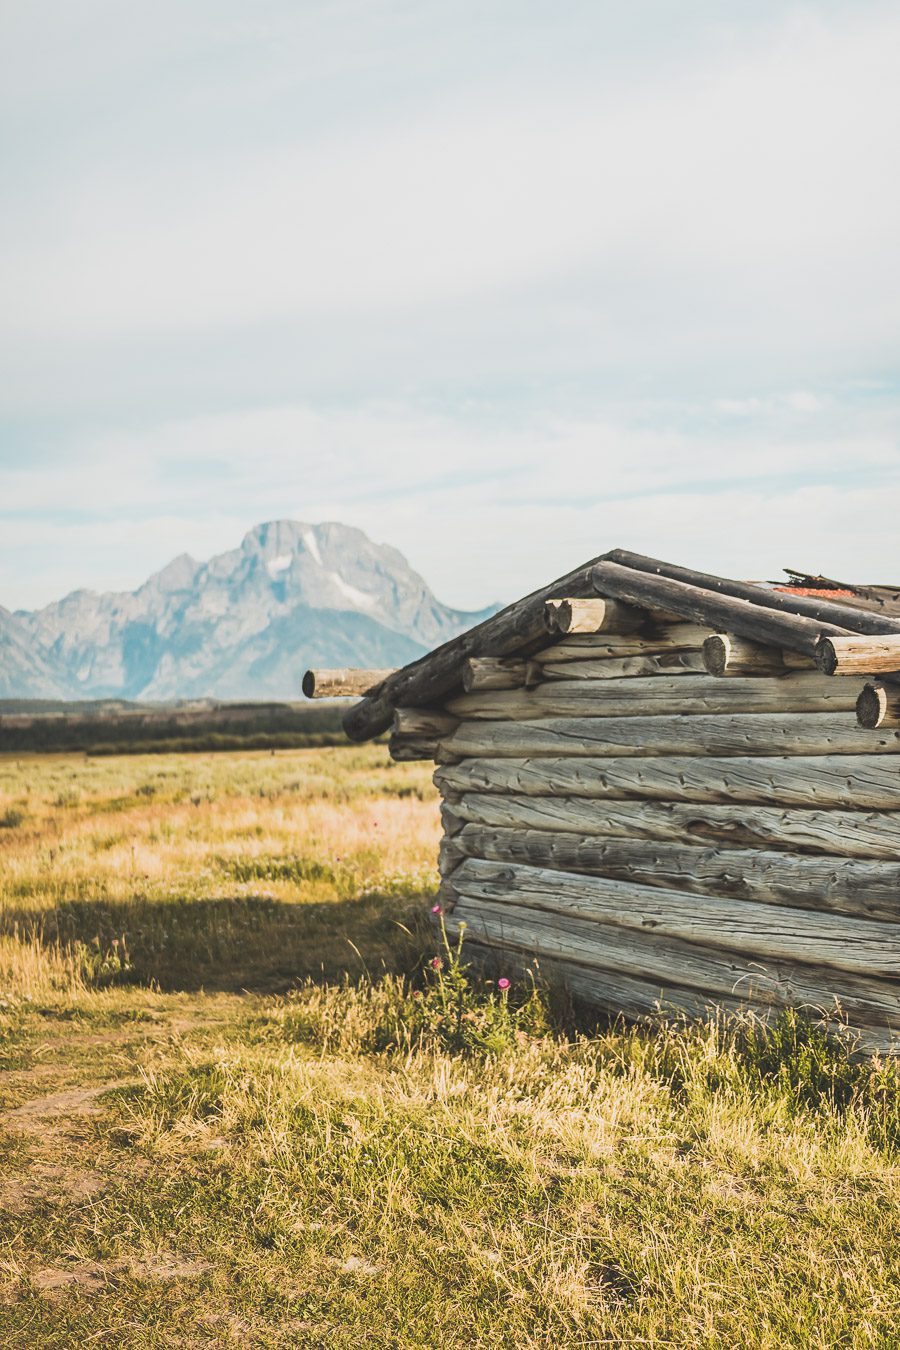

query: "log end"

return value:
[343, 698, 384, 741]
[857, 682, 889, 730]
[702, 635, 728, 677]
[543, 600, 564, 633]
[815, 638, 839, 677]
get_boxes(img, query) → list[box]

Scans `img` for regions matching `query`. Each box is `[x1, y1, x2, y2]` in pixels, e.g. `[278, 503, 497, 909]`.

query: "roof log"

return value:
[591, 561, 855, 656]
[603, 550, 900, 637]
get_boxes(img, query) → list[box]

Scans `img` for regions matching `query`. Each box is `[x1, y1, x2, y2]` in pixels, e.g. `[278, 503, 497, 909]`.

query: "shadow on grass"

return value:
[1, 892, 432, 993]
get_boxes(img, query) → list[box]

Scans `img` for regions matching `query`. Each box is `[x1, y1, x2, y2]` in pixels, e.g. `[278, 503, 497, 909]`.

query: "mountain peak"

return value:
[141, 552, 200, 594]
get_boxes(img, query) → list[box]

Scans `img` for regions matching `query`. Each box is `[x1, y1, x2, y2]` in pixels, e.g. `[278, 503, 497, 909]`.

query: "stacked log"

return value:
[439, 790, 900, 860]
[439, 713, 899, 760]
[444, 675, 860, 721]
[451, 824, 900, 921]
[435, 755, 900, 809]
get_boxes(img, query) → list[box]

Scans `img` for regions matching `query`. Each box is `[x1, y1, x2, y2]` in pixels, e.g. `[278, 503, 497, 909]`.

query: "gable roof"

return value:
[342, 548, 900, 742]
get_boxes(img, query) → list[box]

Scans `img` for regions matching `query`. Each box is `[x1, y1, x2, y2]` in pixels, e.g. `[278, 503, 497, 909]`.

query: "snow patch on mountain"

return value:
[302, 529, 322, 565]
[328, 572, 377, 610]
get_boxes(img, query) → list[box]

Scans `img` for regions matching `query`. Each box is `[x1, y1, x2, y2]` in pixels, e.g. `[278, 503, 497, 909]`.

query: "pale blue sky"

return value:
[2, 0, 899, 610]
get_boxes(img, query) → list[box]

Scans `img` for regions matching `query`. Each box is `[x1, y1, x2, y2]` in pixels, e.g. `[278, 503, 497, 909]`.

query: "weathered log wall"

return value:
[420, 612, 900, 1051]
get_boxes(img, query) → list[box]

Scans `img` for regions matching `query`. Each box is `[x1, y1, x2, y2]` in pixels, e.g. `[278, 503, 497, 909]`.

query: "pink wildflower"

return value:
[431, 904, 442, 915]
[430, 957, 442, 970]
[497, 978, 510, 990]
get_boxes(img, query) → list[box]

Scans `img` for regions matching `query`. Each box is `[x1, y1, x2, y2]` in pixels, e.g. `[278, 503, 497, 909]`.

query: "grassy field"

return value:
[0, 747, 898, 1348]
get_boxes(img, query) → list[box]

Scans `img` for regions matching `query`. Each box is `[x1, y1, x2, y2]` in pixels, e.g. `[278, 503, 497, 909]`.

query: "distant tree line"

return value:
[0, 701, 355, 754]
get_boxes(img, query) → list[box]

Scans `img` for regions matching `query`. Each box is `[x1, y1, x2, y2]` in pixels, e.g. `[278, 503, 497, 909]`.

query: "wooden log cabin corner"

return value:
[302, 548, 900, 1053]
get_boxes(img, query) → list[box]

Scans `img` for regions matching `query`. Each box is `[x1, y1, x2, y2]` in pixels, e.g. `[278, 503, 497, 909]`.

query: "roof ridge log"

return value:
[591, 561, 855, 656]
[605, 550, 900, 637]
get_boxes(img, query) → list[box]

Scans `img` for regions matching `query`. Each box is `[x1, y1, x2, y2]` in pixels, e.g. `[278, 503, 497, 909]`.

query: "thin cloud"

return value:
[1, 2, 899, 612]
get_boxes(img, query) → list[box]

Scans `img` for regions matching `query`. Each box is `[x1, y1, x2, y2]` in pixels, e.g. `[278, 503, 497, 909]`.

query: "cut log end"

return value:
[815, 639, 840, 677]
[857, 683, 894, 730]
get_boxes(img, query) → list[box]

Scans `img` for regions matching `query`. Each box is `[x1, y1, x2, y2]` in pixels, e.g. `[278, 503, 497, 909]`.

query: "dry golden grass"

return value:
[0, 746, 439, 993]
[0, 746, 897, 1349]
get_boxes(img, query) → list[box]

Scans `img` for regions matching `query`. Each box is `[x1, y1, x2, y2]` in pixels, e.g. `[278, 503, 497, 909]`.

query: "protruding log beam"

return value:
[435, 875, 459, 913]
[815, 635, 900, 677]
[462, 657, 529, 692]
[440, 803, 465, 837]
[302, 668, 395, 698]
[438, 835, 466, 877]
[544, 597, 646, 635]
[592, 561, 854, 656]
[393, 707, 458, 737]
[857, 682, 900, 730]
[702, 634, 811, 677]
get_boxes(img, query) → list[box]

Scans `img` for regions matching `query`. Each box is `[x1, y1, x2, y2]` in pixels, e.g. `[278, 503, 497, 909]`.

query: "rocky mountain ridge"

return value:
[2, 521, 496, 701]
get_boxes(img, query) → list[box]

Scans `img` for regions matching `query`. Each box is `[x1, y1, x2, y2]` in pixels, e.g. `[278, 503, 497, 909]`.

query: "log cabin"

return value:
[303, 549, 900, 1055]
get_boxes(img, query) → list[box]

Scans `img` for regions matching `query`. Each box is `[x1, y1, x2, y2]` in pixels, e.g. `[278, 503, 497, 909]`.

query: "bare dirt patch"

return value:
[0, 1162, 106, 1215]
[2, 1081, 135, 1135]
[33, 1251, 210, 1299]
